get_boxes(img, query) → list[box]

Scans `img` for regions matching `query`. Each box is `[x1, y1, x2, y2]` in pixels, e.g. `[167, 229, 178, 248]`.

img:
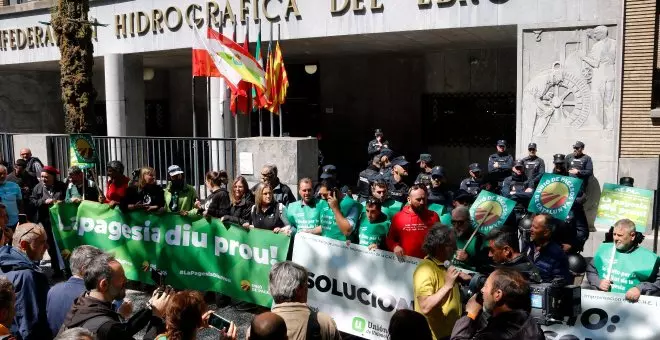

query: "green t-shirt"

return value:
[320, 196, 360, 241]
[593, 243, 660, 293]
[452, 232, 483, 271]
[285, 199, 320, 231]
[362, 198, 403, 221]
[358, 214, 391, 248]
[428, 203, 446, 218]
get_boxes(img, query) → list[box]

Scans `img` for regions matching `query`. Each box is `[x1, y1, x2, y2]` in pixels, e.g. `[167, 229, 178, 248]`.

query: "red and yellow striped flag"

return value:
[265, 41, 289, 114]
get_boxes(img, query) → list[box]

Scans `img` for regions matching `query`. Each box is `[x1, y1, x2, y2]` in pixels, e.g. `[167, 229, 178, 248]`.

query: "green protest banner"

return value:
[528, 173, 583, 221]
[594, 183, 654, 232]
[50, 201, 290, 307]
[69, 134, 98, 169]
[468, 190, 516, 234]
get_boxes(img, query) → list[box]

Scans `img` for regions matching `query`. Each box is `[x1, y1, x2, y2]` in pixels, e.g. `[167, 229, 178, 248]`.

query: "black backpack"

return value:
[306, 307, 322, 340]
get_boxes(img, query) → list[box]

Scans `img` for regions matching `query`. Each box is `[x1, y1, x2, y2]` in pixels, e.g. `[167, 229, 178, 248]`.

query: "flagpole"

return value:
[233, 15, 239, 139]
[278, 24, 283, 137]
[258, 18, 263, 137]
[269, 21, 274, 137]
[192, 11, 198, 138]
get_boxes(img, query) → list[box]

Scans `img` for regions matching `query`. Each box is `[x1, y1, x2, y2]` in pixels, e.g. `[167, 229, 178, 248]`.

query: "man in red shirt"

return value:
[103, 161, 129, 208]
[387, 185, 439, 259]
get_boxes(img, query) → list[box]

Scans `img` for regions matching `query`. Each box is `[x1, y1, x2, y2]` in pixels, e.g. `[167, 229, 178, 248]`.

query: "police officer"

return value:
[521, 142, 546, 187]
[565, 141, 593, 184]
[488, 139, 514, 185]
[427, 166, 453, 210]
[357, 156, 381, 203]
[415, 153, 433, 188]
[379, 149, 395, 182]
[502, 160, 534, 224]
[367, 129, 390, 158]
[459, 163, 483, 197]
[316, 164, 339, 197]
[388, 158, 409, 204]
[552, 153, 589, 253]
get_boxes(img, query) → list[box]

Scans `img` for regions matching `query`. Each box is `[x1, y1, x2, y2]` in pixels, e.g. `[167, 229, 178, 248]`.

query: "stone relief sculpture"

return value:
[523, 26, 616, 137]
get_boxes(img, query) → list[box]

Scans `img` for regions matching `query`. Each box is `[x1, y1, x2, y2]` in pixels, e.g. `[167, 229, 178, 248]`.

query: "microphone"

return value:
[443, 260, 451, 269]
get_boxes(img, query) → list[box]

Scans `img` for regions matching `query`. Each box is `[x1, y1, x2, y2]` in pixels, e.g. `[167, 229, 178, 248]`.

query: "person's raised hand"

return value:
[444, 266, 460, 287]
[148, 286, 173, 318]
[118, 299, 133, 319]
[599, 279, 611, 292]
[455, 250, 468, 262]
[219, 321, 237, 340]
[327, 191, 339, 210]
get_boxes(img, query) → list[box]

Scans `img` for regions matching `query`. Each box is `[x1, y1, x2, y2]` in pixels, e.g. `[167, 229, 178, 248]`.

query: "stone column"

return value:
[209, 78, 235, 173]
[104, 54, 126, 137]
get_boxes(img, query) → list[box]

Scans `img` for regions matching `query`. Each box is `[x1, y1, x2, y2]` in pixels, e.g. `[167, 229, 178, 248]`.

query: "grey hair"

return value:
[0, 276, 14, 312]
[68, 166, 83, 177]
[12, 223, 45, 247]
[614, 219, 636, 233]
[70, 245, 104, 277]
[263, 164, 278, 176]
[55, 327, 95, 340]
[269, 261, 307, 304]
[83, 253, 116, 291]
[422, 224, 453, 255]
[0, 165, 6, 173]
[451, 206, 470, 221]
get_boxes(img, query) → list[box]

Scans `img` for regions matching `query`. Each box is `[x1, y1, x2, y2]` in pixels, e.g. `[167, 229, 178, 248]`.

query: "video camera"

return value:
[467, 273, 581, 326]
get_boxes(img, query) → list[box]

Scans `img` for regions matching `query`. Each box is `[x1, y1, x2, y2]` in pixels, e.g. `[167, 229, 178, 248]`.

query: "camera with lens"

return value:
[466, 273, 581, 326]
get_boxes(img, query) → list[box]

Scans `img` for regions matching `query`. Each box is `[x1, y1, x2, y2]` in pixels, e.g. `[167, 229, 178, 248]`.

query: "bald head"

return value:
[13, 223, 48, 261]
[19, 149, 32, 161]
[249, 312, 287, 340]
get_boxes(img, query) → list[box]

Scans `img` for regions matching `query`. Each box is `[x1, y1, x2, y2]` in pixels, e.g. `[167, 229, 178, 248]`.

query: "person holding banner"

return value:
[285, 178, 320, 233]
[250, 183, 292, 235]
[587, 219, 660, 302]
[551, 154, 589, 253]
[196, 171, 231, 218]
[387, 185, 440, 259]
[413, 224, 462, 340]
[221, 176, 254, 228]
[120, 167, 165, 213]
[358, 198, 391, 250]
[103, 161, 130, 208]
[451, 207, 487, 272]
[164, 165, 198, 216]
[450, 268, 544, 340]
[65, 166, 100, 204]
[30, 165, 66, 276]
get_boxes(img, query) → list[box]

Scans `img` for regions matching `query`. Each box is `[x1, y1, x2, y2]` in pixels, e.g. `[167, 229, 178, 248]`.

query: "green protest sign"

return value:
[594, 183, 654, 232]
[50, 201, 290, 307]
[69, 134, 98, 169]
[468, 190, 516, 234]
[528, 173, 583, 221]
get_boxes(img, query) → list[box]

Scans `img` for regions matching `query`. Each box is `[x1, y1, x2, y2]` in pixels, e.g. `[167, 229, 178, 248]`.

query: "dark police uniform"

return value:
[460, 163, 483, 197]
[565, 154, 593, 182]
[521, 143, 546, 187]
[357, 164, 380, 202]
[415, 154, 433, 188]
[502, 160, 534, 224]
[488, 140, 514, 184]
[427, 166, 453, 209]
[389, 180, 409, 204]
[552, 153, 589, 253]
[367, 129, 390, 158]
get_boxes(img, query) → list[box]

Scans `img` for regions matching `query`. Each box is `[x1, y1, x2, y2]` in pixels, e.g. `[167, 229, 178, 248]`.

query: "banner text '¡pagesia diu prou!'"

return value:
[75, 217, 280, 265]
[307, 272, 412, 313]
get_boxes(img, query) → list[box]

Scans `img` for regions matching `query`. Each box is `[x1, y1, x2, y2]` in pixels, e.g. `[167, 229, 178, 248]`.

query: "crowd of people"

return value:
[0, 129, 657, 340]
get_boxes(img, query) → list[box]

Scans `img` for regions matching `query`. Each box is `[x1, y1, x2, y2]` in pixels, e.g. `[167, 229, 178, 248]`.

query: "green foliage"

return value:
[51, 0, 97, 133]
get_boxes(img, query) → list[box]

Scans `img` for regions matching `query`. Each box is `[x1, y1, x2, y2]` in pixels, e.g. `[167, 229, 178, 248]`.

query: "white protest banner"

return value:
[292, 233, 420, 340]
[542, 290, 660, 339]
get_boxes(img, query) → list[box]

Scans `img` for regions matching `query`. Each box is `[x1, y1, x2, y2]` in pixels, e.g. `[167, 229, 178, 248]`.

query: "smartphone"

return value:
[208, 313, 231, 331]
[150, 267, 168, 287]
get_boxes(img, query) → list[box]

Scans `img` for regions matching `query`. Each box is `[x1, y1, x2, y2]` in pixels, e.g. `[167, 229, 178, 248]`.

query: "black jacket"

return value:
[120, 184, 165, 211]
[0, 246, 51, 340]
[251, 202, 290, 231]
[223, 192, 255, 226]
[428, 184, 453, 208]
[450, 310, 544, 340]
[200, 187, 231, 218]
[60, 293, 163, 340]
[29, 181, 67, 223]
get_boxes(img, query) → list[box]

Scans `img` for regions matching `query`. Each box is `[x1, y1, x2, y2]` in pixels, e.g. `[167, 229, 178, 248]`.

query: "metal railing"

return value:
[48, 135, 236, 198]
[0, 134, 14, 165]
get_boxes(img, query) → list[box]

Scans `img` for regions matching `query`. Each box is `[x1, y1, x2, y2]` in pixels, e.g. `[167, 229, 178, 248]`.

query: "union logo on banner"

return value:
[528, 173, 583, 221]
[468, 191, 516, 234]
[69, 134, 98, 169]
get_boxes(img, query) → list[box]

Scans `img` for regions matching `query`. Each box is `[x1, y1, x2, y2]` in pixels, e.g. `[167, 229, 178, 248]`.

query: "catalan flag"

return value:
[265, 41, 289, 114]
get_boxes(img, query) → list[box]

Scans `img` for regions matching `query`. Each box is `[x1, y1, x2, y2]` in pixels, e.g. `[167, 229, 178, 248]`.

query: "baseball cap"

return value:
[497, 140, 507, 147]
[167, 165, 184, 177]
[528, 143, 537, 150]
[431, 166, 445, 177]
[514, 159, 524, 168]
[573, 141, 585, 149]
[553, 154, 566, 164]
[468, 163, 481, 172]
[379, 149, 394, 160]
[392, 157, 409, 167]
[417, 154, 432, 163]
[320, 164, 337, 179]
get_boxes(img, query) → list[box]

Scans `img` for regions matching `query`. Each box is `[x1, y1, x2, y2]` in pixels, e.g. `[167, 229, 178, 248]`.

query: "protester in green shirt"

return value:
[450, 206, 487, 272]
[164, 165, 198, 216]
[359, 199, 391, 250]
[285, 178, 320, 233]
[587, 218, 660, 302]
[316, 181, 360, 241]
[363, 180, 402, 220]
